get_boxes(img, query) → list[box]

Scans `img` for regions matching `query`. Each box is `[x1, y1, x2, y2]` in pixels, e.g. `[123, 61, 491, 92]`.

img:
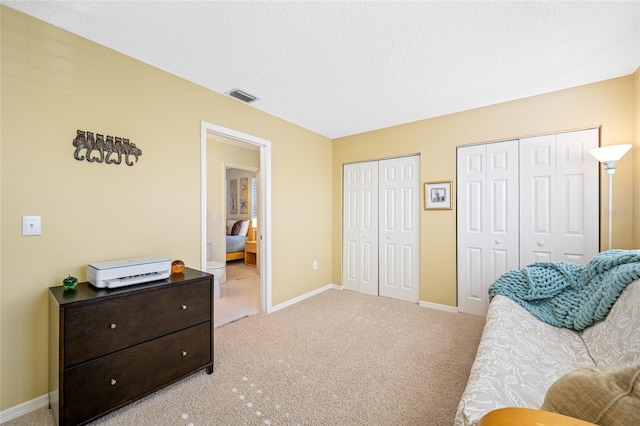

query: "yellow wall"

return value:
[0, 7, 332, 411]
[1, 5, 638, 415]
[332, 74, 638, 307]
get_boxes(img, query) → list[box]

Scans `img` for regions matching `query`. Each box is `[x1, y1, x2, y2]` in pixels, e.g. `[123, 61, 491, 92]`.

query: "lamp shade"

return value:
[589, 144, 632, 163]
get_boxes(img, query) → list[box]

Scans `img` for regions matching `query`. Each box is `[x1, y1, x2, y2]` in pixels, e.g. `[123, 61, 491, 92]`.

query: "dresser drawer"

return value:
[64, 322, 211, 425]
[64, 279, 211, 367]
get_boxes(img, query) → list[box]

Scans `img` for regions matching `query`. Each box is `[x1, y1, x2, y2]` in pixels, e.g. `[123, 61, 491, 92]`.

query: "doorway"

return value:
[200, 121, 272, 316]
[216, 164, 260, 327]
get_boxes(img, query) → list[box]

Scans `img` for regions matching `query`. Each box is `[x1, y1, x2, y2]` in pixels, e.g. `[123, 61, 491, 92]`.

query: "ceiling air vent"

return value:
[226, 88, 258, 104]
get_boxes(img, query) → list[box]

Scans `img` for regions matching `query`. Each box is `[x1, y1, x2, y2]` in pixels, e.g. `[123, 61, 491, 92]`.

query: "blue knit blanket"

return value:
[488, 250, 640, 330]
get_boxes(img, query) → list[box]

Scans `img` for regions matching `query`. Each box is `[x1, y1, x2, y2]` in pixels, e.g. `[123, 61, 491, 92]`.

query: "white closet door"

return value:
[458, 129, 598, 315]
[520, 134, 557, 265]
[457, 144, 488, 315]
[378, 156, 420, 303]
[343, 163, 360, 292]
[457, 141, 518, 316]
[485, 142, 520, 283]
[342, 162, 379, 295]
[555, 128, 599, 263]
[520, 129, 598, 266]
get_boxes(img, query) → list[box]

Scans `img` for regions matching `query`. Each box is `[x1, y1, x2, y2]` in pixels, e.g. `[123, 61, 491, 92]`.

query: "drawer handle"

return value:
[110, 378, 117, 386]
[110, 323, 117, 329]
[182, 351, 187, 357]
[181, 305, 187, 310]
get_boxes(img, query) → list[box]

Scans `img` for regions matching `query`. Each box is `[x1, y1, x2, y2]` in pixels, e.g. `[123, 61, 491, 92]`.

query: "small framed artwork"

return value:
[239, 177, 249, 214]
[424, 181, 452, 210]
[229, 179, 238, 214]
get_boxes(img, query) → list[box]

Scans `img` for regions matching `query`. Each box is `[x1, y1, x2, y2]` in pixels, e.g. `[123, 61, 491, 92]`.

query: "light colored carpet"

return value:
[7, 289, 484, 426]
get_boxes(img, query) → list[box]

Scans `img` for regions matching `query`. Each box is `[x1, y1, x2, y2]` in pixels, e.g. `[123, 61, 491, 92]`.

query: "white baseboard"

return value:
[419, 300, 458, 313]
[270, 283, 341, 312]
[0, 394, 48, 424]
[277, 286, 457, 315]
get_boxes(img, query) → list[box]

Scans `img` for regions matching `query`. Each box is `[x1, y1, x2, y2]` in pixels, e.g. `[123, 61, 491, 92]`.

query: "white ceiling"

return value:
[3, 1, 639, 139]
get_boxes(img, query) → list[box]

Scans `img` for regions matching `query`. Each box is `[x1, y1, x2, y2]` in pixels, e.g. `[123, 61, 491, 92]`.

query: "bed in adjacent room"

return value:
[225, 219, 255, 261]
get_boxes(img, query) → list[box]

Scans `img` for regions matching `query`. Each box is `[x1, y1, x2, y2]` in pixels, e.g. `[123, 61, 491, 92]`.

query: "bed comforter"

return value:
[226, 235, 248, 253]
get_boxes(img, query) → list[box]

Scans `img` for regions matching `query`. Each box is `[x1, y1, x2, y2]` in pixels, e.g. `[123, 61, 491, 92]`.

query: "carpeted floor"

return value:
[7, 289, 485, 426]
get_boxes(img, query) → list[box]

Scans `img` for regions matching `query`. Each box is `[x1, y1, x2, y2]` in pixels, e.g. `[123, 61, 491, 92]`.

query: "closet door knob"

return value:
[494, 239, 502, 245]
[182, 351, 187, 357]
[110, 323, 117, 329]
[181, 305, 187, 310]
[110, 378, 117, 386]
[387, 236, 392, 240]
[537, 241, 545, 246]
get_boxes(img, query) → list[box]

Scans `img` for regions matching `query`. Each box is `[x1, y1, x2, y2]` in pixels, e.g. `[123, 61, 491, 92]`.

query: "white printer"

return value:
[86, 256, 172, 289]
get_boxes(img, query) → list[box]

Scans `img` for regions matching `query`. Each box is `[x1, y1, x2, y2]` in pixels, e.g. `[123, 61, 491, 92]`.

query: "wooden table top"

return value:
[478, 408, 597, 426]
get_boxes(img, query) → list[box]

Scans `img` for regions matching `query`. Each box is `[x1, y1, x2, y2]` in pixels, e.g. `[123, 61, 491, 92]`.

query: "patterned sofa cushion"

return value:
[455, 295, 595, 426]
[580, 280, 640, 366]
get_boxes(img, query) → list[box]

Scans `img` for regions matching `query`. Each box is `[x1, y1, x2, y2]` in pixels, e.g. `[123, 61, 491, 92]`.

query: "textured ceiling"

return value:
[3, 1, 639, 139]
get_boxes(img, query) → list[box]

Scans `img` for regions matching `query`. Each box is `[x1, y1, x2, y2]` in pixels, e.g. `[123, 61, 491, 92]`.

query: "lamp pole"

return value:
[606, 167, 614, 250]
[589, 144, 632, 252]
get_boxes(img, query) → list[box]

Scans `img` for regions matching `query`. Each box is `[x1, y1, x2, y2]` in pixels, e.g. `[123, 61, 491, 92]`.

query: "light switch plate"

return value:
[22, 216, 41, 236]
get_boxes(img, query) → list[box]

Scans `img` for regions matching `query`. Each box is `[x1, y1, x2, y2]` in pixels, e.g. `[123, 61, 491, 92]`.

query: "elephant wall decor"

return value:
[72, 129, 142, 166]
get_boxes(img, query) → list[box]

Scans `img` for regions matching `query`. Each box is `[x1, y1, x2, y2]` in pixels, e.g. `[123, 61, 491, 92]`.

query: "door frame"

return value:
[200, 121, 273, 313]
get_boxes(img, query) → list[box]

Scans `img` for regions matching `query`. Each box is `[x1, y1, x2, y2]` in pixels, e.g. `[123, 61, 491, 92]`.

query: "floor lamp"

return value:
[589, 144, 632, 250]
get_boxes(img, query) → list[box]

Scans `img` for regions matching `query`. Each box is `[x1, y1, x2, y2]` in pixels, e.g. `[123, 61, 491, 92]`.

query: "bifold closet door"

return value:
[343, 161, 379, 295]
[343, 156, 420, 302]
[378, 156, 420, 303]
[457, 128, 599, 315]
[519, 128, 599, 266]
[457, 141, 519, 316]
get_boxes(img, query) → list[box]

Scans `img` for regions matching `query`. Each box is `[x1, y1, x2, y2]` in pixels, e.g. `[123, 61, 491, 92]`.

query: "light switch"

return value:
[22, 216, 41, 236]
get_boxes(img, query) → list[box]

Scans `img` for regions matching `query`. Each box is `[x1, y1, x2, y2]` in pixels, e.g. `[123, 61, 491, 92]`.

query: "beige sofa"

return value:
[455, 278, 640, 426]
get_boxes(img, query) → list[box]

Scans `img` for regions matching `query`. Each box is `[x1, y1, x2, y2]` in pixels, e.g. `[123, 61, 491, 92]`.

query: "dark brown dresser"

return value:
[49, 267, 214, 426]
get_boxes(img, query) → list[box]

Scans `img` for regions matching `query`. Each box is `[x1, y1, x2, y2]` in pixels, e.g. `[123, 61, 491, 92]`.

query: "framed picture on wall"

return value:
[229, 179, 237, 214]
[424, 181, 452, 210]
[239, 177, 249, 214]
